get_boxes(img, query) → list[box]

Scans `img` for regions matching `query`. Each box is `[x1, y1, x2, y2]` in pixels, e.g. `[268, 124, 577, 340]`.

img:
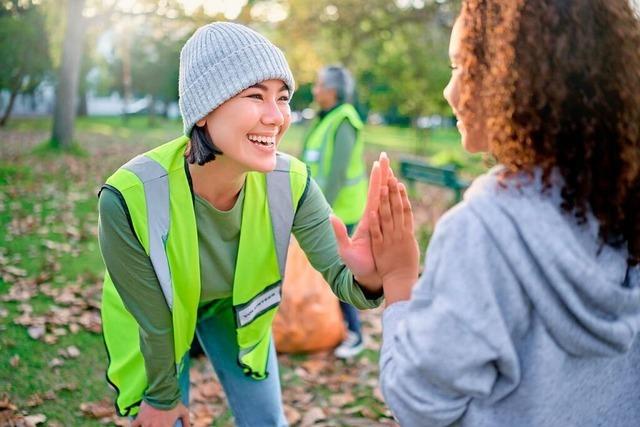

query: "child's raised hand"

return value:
[369, 175, 420, 305]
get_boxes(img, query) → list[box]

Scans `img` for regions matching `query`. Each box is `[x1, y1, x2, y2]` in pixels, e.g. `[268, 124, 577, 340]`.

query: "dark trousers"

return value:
[343, 223, 362, 337]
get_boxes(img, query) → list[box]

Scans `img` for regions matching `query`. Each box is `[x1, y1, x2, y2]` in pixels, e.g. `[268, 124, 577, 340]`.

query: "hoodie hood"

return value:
[464, 166, 640, 357]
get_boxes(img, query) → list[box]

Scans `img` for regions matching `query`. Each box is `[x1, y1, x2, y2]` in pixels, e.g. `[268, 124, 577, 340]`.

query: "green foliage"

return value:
[275, 0, 458, 120]
[290, 82, 313, 111]
[129, 25, 190, 105]
[0, 2, 51, 104]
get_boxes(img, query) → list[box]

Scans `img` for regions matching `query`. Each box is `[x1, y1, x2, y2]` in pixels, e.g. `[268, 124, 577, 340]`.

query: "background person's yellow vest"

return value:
[100, 136, 307, 416]
[302, 103, 367, 225]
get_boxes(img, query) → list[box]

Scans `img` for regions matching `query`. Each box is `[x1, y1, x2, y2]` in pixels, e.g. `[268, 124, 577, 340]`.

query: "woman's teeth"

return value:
[248, 135, 275, 146]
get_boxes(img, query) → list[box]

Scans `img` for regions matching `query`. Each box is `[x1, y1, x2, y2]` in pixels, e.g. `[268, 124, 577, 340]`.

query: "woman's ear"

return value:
[196, 118, 206, 127]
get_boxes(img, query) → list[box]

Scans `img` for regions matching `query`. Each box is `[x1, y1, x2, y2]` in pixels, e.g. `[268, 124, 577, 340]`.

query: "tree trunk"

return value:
[0, 87, 19, 127]
[51, 0, 86, 149]
[77, 85, 88, 117]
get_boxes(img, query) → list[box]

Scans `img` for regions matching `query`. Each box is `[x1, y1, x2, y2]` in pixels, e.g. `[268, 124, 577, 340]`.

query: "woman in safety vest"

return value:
[98, 22, 386, 427]
[302, 65, 369, 359]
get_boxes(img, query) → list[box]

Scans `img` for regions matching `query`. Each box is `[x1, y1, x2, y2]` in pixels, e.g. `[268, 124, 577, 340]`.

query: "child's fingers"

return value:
[388, 177, 404, 236]
[379, 152, 390, 187]
[369, 210, 383, 251]
[398, 183, 415, 233]
[379, 185, 394, 236]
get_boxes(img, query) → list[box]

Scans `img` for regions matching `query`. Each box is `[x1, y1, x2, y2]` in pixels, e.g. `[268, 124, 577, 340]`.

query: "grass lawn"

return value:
[0, 116, 485, 426]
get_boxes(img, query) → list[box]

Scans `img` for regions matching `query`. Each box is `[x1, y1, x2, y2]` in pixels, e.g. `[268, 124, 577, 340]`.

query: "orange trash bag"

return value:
[273, 237, 346, 353]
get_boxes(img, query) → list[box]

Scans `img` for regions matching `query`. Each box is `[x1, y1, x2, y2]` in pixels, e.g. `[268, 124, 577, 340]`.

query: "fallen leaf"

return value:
[329, 393, 355, 407]
[284, 404, 302, 425]
[301, 358, 328, 377]
[24, 413, 47, 425]
[374, 386, 385, 402]
[3, 265, 27, 277]
[53, 382, 77, 392]
[66, 345, 80, 358]
[198, 381, 220, 399]
[0, 394, 17, 410]
[52, 327, 67, 336]
[80, 400, 114, 418]
[48, 358, 64, 368]
[27, 325, 45, 340]
[301, 407, 325, 426]
[43, 334, 58, 344]
[10, 355, 20, 367]
[42, 391, 57, 401]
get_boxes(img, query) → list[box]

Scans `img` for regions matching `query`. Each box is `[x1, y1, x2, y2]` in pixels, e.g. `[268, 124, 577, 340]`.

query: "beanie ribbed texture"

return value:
[179, 22, 295, 136]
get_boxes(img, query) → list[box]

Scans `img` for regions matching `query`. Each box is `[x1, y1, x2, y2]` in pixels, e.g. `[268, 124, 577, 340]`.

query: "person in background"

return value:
[302, 65, 369, 358]
[367, 0, 640, 426]
[99, 22, 387, 427]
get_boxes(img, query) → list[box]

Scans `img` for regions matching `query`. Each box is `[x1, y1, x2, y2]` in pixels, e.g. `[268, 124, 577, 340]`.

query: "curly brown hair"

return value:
[457, 0, 640, 265]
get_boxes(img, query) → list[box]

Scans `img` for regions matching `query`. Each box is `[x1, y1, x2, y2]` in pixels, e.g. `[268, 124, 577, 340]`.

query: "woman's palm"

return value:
[331, 152, 390, 284]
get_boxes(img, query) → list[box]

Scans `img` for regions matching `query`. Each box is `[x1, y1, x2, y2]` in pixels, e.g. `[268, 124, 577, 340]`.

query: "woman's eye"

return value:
[279, 96, 290, 102]
[246, 93, 263, 100]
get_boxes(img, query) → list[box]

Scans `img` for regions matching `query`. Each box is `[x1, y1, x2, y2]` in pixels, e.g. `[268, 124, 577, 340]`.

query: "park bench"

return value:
[398, 158, 470, 203]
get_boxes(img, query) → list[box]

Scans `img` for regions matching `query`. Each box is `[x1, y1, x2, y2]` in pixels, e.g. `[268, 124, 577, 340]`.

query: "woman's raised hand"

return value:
[369, 169, 420, 306]
[331, 152, 392, 293]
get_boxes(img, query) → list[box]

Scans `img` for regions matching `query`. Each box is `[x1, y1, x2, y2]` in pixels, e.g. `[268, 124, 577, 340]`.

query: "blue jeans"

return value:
[179, 297, 288, 427]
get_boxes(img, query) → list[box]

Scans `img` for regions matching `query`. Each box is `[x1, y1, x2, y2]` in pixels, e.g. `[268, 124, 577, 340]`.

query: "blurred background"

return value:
[1, 0, 468, 152]
[0, 0, 491, 426]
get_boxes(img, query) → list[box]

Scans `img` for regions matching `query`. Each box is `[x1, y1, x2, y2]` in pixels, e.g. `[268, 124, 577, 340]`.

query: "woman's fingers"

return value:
[179, 412, 190, 427]
[330, 214, 351, 252]
[365, 160, 381, 213]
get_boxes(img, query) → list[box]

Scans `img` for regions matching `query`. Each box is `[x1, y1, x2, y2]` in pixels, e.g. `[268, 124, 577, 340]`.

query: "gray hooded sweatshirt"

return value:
[380, 166, 640, 427]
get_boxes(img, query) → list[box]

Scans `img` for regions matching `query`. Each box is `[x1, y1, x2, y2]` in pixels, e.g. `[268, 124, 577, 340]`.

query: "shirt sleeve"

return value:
[98, 187, 181, 410]
[322, 119, 357, 206]
[379, 206, 522, 427]
[292, 177, 383, 309]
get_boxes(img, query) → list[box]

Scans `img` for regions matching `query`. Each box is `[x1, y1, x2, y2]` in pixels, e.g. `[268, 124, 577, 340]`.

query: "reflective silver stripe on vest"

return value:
[122, 155, 174, 310]
[267, 154, 294, 277]
[345, 174, 364, 186]
[235, 281, 282, 328]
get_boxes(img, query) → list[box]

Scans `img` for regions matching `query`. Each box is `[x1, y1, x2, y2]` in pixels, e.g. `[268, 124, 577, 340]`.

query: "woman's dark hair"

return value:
[186, 125, 223, 165]
[458, 0, 640, 265]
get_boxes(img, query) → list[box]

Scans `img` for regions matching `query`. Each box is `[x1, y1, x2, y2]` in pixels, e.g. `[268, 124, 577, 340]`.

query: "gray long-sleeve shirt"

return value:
[321, 118, 357, 206]
[98, 166, 383, 409]
[380, 166, 640, 427]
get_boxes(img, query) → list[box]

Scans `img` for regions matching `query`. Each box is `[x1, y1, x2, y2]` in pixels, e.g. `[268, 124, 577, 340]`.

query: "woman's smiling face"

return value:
[195, 79, 292, 174]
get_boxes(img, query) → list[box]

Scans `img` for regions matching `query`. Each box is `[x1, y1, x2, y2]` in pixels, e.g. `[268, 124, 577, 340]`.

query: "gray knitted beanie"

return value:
[179, 22, 295, 136]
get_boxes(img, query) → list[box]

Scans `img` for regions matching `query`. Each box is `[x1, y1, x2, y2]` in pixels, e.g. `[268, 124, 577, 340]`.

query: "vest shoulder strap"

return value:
[266, 153, 308, 276]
